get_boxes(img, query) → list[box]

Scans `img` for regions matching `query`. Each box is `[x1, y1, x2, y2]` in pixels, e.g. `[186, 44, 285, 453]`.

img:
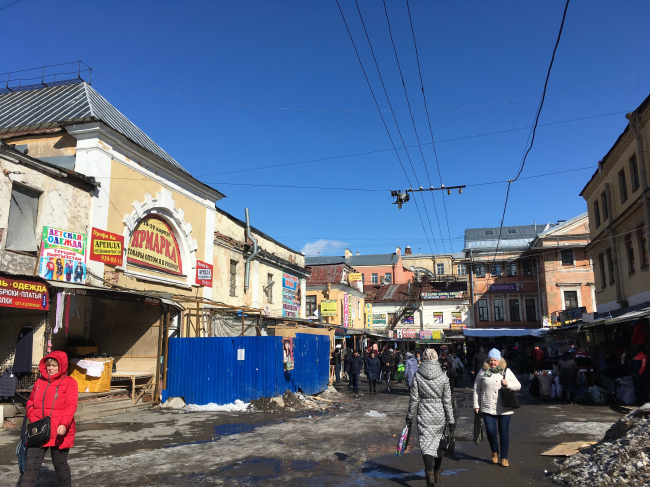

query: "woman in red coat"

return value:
[22, 351, 78, 487]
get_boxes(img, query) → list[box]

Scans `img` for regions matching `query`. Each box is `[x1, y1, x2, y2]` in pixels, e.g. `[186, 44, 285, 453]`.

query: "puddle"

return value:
[442, 468, 469, 476]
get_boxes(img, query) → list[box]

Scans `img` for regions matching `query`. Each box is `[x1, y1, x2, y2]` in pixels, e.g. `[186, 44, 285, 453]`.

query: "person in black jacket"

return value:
[439, 348, 457, 394]
[472, 346, 488, 383]
[349, 351, 364, 393]
[344, 350, 352, 386]
[380, 347, 394, 391]
[365, 351, 381, 394]
[333, 346, 342, 383]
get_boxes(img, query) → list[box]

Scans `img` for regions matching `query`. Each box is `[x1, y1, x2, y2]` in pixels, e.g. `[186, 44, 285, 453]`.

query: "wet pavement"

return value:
[0, 374, 624, 486]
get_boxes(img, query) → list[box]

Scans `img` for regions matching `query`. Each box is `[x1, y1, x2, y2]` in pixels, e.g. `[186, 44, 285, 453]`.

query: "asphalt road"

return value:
[0, 374, 624, 486]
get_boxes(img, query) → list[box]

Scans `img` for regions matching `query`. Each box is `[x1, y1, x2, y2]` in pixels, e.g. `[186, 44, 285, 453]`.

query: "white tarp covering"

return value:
[463, 328, 548, 338]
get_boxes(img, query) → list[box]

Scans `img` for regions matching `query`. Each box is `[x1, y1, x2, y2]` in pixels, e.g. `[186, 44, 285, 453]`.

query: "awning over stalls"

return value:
[579, 306, 650, 330]
[463, 328, 549, 338]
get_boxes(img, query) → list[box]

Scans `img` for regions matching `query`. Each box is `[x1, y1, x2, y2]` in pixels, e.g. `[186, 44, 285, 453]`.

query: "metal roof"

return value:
[464, 224, 541, 251]
[0, 81, 188, 174]
[306, 253, 399, 267]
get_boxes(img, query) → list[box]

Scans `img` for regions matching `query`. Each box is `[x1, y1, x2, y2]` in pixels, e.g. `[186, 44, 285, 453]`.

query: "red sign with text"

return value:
[196, 260, 213, 287]
[89, 228, 124, 267]
[0, 276, 49, 310]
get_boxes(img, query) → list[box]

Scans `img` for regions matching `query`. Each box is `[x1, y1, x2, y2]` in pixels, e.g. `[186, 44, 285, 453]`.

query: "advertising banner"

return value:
[451, 311, 463, 325]
[0, 276, 49, 310]
[421, 291, 465, 300]
[365, 303, 372, 328]
[433, 312, 444, 324]
[349, 273, 362, 282]
[320, 300, 337, 316]
[401, 329, 418, 339]
[372, 313, 386, 325]
[419, 330, 432, 340]
[388, 330, 394, 339]
[89, 228, 124, 266]
[431, 330, 442, 340]
[282, 272, 301, 318]
[282, 337, 294, 371]
[39, 227, 87, 283]
[343, 293, 350, 327]
[127, 215, 183, 276]
[195, 260, 213, 287]
[488, 283, 522, 292]
[403, 309, 415, 324]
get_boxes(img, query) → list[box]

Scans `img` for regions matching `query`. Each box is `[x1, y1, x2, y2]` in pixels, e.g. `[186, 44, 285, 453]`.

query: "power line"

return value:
[382, 0, 448, 252]
[335, 0, 437, 254]
[492, 0, 571, 262]
[0, 0, 22, 13]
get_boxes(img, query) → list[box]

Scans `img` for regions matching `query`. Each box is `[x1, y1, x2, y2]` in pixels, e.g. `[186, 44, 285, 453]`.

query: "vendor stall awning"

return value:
[580, 306, 650, 330]
[463, 328, 549, 338]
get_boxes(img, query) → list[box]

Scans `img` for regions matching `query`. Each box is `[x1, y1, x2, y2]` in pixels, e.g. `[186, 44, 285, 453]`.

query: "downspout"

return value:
[604, 183, 624, 305]
[626, 111, 650, 234]
[244, 208, 258, 293]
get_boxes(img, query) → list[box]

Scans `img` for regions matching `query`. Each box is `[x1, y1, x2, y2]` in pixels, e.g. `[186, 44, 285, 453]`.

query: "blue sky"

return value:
[3, 0, 650, 256]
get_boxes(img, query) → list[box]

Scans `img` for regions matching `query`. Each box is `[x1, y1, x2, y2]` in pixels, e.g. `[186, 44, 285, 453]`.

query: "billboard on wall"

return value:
[343, 293, 350, 327]
[195, 260, 213, 287]
[372, 313, 386, 325]
[349, 273, 362, 282]
[320, 300, 337, 316]
[38, 227, 87, 283]
[0, 276, 49, 310]
[433, 312, 444, 324]
[89, 227, 124, 266]
[451, 311, 465, 329]
[127, 215, 183, 276]
[365, 303, 372, 328]
[282, 272, 301, 318]
[403, 309, 415, 324]
[421, 291, 465, 299]
[488, 283, 522, 292]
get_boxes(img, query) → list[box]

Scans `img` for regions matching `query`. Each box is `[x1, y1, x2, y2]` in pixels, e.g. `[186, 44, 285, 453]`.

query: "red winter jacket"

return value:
[26, 351, 78, 449]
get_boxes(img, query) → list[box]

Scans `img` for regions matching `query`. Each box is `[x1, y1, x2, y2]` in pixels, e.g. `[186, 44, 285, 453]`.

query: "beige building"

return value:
[580, 94, 650, 312]
[401, 248, 468, 282]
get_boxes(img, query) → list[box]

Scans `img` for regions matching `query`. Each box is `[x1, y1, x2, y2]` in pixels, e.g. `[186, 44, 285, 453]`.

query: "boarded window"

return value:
[6, 185, 40, 252]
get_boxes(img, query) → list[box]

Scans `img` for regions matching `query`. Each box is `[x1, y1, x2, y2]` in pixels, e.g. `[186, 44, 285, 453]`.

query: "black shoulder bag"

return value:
[26, 380, 61, 448]
[499, 367, 521, 409]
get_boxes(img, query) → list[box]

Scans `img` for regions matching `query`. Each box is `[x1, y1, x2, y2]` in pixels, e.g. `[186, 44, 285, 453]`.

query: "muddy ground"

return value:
[0, 374, 623, 486]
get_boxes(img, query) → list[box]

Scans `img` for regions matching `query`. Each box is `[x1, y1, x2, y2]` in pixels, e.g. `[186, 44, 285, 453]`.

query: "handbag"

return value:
[395, 423, 411, 456]
[473, 412, 484, 445]
[439, 423, 456, 454]
[26, 380, 61, 448]
[500, 367, 521, 409]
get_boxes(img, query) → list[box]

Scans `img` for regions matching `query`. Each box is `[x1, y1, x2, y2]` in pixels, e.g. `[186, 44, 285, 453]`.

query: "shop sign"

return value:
[401, 329, 418, 339]
[421, 291, 465, 300]
[431, 330, 442, 340]
[127, 216, 183, 276]
[320, 300, 337, 316]
[451, 323, 467, 330]
[0, 276, 49, 310]
[365, 303, 372, 328]
[39, 227, 87, 283]
[388, 330, 394, 339]
[419, 330, 432, 340]
[451, 311, 463, 325]
[89, 228, 124, 266]
[349, 273, 362, 282]
[343, 293, 350, 327]
[334, 327, 346, 337]
[195, 260, 213, 287]
[282, 272, 301, 318]
[372, 313, 386, 325]
[144, 297, 161, 306]
[433, 312, 444, 324]
[283, 337, 294, 370]
[488, 283, 522, 292]
[403, 309, 415, 324]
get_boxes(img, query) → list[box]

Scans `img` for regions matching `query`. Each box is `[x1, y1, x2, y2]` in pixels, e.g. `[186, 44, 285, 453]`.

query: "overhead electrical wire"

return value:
[492, 0, 571, 261]
[382, 0, 448, 253]
[335, 0, 438, 254]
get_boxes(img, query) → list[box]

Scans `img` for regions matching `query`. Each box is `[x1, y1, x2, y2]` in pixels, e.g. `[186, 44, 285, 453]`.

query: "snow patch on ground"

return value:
[184, 399, 250, 412]
[541, 421, 613, 439]
[365, 410, 387, 418]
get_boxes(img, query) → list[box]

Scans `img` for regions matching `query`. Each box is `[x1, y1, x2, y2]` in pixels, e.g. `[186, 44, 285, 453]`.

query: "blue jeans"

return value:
[483, 413, 511, 459]
[351, 374, 359, 391]
[334, 364, 341, 382]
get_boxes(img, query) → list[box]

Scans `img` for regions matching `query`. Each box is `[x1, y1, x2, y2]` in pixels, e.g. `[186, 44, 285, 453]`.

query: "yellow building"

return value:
[402, 248, 469, 282]
[581, 94, 650, 312]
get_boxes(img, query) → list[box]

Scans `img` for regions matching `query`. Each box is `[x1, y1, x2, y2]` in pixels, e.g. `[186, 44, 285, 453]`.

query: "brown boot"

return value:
[425, 469, 435, 487]
[491, 452, 499, 464]
[500, 459, 509, 467]
[434, 468, 442, 483]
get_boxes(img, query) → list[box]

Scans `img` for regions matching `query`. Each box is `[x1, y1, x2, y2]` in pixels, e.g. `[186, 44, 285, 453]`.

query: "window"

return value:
[522, 260, 534, 276]
[506, 262, 517, 277]
[485, 230, 494, 235]
[525, 298, 537, 322]
[305, 295, 317, 317]
[478, 299, 489, 321]
[630, 155, 640, 192]
[229, 260, 237, 296]
[474, 264, 486, 277]
[384, 273, 392, 284]
[564, 291, 578, 310]
[625, 234, 635, 274]
[509, 299, 520, 321]
[494, 299, 505, 321]
[598, 253, 607, 288]
[371, 273, 378, 284]
[436, 263, 445, 275]
[457, 264, 467, 276]
[490, 263, 502, 276]
[267, 274, 274, 303]
[618, 169, 628, 204]
[601, 191, 609, 220]
[6, 185, 40, 252]
[606, 248, 615, 284]
[361, 274, 365, 283]
[593, 200, 601, 228]
[561, 249, 574, 266]
[508, 229, 517, 234]
[638, 226, 649, 268]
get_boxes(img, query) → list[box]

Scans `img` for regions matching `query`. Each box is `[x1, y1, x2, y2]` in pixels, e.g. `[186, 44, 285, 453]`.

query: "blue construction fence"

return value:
[162, 333, 330, 405]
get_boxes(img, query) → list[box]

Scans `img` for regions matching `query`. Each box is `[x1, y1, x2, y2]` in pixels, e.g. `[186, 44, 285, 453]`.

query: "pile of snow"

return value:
[551, 403, 650, 486]
[185, 399, 250, 412]
[365, 410, 387, 418]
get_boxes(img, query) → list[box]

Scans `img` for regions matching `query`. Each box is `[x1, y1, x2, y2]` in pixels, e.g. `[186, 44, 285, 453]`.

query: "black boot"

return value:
[434, 468, 442, 483]
[425, 469, 435, 487]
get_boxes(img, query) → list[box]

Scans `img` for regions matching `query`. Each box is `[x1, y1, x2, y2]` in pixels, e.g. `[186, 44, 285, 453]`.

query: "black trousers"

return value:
[21, 446, 71, 487]
[423, 454, 443, 471]
[369, 380, 377, 392]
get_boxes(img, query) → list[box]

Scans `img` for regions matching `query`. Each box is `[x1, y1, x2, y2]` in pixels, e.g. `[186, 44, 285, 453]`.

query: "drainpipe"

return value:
[626, 111, 650, 234]
[605, 183, 623, 305]
[244, 208, 258, 293]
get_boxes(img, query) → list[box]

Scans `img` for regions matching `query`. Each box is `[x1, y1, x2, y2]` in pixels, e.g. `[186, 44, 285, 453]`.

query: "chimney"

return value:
[344, 249, 352, 258]
[355, 252, 360, 256]
[405, 245, 412, 255]
[396, 247, 401, 255]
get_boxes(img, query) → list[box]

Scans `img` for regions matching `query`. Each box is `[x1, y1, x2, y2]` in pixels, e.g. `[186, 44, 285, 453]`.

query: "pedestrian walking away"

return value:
[452, 351, 464, 387]
[406, 348, 455, 486]
[333, 345, 342, 383]
[348, 350, 363, 393]
[630, 344, 649, 406]
[21, 351, 78, 487]
[404, 351, 419, 389]
[381, 347, 394, 391]
[439, 347, 457, 394]
[365, 350, 381, 393]
[558, 351, 579, 403]
[472, 346, 488, 383]
[473, 348, 521, 468]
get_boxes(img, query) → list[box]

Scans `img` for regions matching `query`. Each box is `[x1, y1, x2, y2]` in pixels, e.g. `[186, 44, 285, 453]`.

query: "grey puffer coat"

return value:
[406, 360, 455, 457]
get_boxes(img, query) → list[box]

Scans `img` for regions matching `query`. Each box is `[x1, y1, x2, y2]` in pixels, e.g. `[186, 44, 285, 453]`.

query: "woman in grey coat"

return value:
[406, 348, 455, 486]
